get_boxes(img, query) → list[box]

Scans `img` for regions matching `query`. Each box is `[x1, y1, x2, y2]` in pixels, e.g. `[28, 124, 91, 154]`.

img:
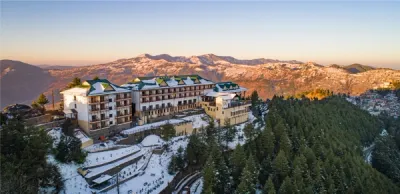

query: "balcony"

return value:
[116, 113, 130, 118]
[89, 118, 100, 123]
[116, 95, 130, 101]
[100, 106, 108, 111]
[90, 107, 100, 112]
[225, 100, 251, 109]
[116, 103, 130, 108]
[89, 99, 100, 104]
[117, 117, 131, 125]
[100, 116, 109, 121]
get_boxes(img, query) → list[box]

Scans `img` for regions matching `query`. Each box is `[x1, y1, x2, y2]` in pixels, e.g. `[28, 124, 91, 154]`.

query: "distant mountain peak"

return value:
[328, 63, 375, 74]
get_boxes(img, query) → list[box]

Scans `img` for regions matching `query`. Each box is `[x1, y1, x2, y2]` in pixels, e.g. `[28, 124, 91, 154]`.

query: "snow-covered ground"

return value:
[47, 155, 90, 194]
[106, 136, 189, 194]
[85, 149, 147, 179]
[122, 114, 209, 135]
[83, 141, 129, 153]
[84, 145, 140, 168]
[45, 109, 266, 194]
[180, 114, 209, 129]
[141, 135, 165, 147]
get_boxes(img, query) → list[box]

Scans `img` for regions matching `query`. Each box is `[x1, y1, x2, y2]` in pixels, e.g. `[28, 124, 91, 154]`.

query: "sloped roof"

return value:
[213, 81, 247, 92]
[121, 74, 215, 90]
[83, 79, 130, 96]
[62, 79, 130, 96]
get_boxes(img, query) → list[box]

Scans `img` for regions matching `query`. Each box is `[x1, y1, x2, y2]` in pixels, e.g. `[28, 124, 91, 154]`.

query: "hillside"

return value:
[37, 65, 77, 70]
[0, 60, 54, 108]
[1, 54, 400, 108]
[48, 54, 400, 100]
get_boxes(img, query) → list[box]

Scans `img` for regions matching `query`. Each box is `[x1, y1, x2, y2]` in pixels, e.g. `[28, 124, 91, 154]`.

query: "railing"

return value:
[226, 101, 251, 109]
[140, 86, 212, 97]
[90, 107, 100, 112]
[100, 106, 108, 110]
[117, 118, 132, 124]
[116, 95, 130, 101]
[89, 100, 99, 104]
[116, 113, 130, 118]
[100, 117, 109, 121]
[116, 102, 130, 107]
[90, 124, 109, 130]
[89, 118, 100, 123]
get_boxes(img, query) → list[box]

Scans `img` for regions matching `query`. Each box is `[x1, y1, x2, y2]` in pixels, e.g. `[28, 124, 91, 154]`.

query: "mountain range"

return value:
[1, 54, 399, 109]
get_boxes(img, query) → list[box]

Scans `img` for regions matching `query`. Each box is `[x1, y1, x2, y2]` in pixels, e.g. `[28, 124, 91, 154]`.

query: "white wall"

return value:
[63, 94, 89, 122]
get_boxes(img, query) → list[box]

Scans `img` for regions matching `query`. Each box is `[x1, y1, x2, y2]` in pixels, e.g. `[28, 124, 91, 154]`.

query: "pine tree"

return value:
[244, 123, 255, 140]
[265, 130, 275, 157]
[231, 144, 246, 186]
[168, 155, 178, 174]
[236, 154, 258, 194]
[67, 77, 82, 88]
[263, 177, 276, 194]
[1, 119, 64, 193]
[259, 157, 272, 185]
[223, 119, 235, 148]
[36, 93, 49, 109]
[161, 123, 176, 140]
[205, 118, 216, 143]
[185, 134, 207, 166]
[176, 146, 185, 170]
[273, 121, 286, 141]
[215, 157, 232, 193]
[273, 151, 289, 183]
[203, 155, 216, 194]
[293, 166, 304, 193]
[279, 131, 291, 156]
[279, 176, 294, 194]
[250, 90, 259, 106]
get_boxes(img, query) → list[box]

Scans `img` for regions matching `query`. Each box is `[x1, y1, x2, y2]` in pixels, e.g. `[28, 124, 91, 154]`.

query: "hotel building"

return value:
[121, 75, 215, 125]
[61, 79, 132, 140]
[201, 82, 251, 126]
[61, 75, 252, 140]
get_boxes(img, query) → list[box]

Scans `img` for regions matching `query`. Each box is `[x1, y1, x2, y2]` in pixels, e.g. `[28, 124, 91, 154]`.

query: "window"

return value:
[194, 99, 197, 103]
[142, 106, 146, 111]
[109, 107, 112, 110]
[109, 114, 113, 118]
[109, 121, 113, 125]
[109, 98, 112, 102]
[222, 111, 224, 114]
[74, 104, 77, 108]
[74, 96, 76, 101]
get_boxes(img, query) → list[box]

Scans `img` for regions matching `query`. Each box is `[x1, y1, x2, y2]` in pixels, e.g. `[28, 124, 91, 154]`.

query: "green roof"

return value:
[83, 79, 121, 94]
[127, 74, 211, 90]
[215, 81, 240, 91]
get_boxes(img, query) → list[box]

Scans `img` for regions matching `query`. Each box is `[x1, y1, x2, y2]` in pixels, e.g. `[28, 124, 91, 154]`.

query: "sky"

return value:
[1, 1, 399, 69]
